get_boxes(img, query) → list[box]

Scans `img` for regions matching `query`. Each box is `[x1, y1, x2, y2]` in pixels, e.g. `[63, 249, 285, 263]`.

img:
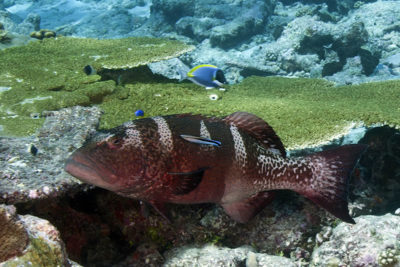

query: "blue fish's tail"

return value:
[297, 144, 367, 224]
[177, 65, 190, 82]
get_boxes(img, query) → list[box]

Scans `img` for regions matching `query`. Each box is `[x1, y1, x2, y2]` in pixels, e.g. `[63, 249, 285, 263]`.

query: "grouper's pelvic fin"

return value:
[221, 191, 275, 223]
[296, 144, 367, 224]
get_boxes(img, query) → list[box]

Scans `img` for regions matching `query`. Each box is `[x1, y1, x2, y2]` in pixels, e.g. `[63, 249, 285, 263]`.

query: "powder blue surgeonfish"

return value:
[181, 64, 227, 89]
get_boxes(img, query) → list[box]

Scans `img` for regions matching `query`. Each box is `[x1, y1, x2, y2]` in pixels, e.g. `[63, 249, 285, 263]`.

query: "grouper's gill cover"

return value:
[65, 112, 366, 224]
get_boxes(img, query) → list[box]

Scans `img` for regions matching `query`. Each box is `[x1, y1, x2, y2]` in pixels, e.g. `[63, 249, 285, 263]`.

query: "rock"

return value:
[4, 0, 151, 38]
[349, 126, 400, 217]
[0, 204, 29, 262]
[143, 0, 275, 48]
[0, 10, 21, 32]
[148, 57, 189, 80]
[164, 244, 297, 267]
[151, 0, 195, 24]
[311, 214, 400, 266]
[66, 6, 135, 38]
[359, 48, 380, 75]
[384, 53, 400, 68]
[0, 106, 102, 204]
[322, 61, 343, 76]
[333, 21, 368, 60]
[15, 13, 40, 35]
[175, 16, 223, 42]
[280, 0, 377, 14]
[0, 204, 78, 266]
[209, 2, 272, 48]
[118, 243, 164, 266]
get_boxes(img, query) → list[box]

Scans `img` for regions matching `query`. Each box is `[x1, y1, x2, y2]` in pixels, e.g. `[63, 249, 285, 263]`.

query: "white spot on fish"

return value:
[123, 122, 144, 149]
[230, 125, 247, 168]
[257, 154, 269, 174]
[199, 120, 215, 151]
[200, 120, 211, 139]
[153, 116, 173, 152]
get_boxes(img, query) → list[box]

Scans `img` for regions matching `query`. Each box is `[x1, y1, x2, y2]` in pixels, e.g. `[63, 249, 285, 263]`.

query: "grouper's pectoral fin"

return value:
[168, 168, 207, 195]
[221, 191, 275, 223]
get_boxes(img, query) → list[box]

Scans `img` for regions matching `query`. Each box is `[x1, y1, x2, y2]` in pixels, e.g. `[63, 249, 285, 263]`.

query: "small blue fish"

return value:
[181, 64, 226, 89]
[83, 65, 96, 75]
[135, 109, 144, 117]
[180, 134, 222, 147]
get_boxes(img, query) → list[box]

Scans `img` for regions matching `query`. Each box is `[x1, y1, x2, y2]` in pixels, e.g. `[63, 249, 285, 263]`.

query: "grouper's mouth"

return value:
[65, 151, 120, 190]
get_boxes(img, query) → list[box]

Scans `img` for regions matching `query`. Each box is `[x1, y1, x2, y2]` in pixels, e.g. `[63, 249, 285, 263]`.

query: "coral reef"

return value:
[1, 1, 400, 265]
[2, 1, 400, 84]
[311, 214, 400, 266]
[0, 36, 193, 136]
[0, 106, 101, 204]
[164, 245, 297, 266]
[0, 105, 399, 266]
[0, 204, 76, 266]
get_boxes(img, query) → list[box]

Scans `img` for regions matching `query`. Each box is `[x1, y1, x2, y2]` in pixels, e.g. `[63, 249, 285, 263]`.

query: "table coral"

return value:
[98, 77, 400, 149]
[0, 36, 193, 136]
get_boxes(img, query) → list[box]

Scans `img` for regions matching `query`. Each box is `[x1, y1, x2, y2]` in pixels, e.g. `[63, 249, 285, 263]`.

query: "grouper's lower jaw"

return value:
[64, 154, 121, 191]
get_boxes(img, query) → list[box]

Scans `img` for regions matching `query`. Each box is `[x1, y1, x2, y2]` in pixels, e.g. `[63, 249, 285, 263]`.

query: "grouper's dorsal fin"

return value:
[223, 112, 286, 158]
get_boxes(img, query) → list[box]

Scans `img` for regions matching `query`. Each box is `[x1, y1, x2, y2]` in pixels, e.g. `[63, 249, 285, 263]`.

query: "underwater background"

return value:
[0, 0, 400, 266]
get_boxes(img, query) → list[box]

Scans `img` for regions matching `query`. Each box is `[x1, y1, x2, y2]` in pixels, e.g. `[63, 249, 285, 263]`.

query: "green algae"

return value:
[98, 77, 400, 149]
[0, 36, 193, 136]
[2, 236, 66, 267]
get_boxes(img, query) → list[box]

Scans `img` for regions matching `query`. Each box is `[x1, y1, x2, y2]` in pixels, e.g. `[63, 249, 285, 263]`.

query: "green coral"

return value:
[378, 248, 399, 267]
[0, 36, 193, 136]
[0, 30, 11, 44]
[99, 77, 400, 149]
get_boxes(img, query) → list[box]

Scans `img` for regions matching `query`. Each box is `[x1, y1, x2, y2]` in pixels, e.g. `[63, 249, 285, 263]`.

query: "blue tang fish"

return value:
[182, 64, 227, 89]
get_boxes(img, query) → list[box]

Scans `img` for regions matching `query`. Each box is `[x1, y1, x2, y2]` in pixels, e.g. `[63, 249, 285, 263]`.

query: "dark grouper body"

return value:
[65, 112, 366, 223]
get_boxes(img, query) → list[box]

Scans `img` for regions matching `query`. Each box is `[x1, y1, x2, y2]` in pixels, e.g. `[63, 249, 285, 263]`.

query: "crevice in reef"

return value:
[15, 188, 134, 266]
[97, 65, 176, 85]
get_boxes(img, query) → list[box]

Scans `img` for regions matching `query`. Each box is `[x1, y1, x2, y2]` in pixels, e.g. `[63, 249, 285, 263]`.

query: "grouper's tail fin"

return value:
[298, 144, 367, 224]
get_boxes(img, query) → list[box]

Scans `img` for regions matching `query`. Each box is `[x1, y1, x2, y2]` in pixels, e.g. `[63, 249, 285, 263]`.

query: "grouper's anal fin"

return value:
[221, 191, 275, 223]
[223, 112, 286, 157]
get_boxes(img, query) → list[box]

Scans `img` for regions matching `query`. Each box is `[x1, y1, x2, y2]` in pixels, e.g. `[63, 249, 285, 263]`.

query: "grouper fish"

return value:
[65, 112, 366, 224]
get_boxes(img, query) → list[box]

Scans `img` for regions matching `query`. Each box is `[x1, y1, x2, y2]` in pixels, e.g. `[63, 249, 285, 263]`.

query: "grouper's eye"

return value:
[104, 137, 123, 149]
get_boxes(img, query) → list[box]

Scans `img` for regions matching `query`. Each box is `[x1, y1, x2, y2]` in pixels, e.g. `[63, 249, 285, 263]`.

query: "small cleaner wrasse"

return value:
[65, 112, 366, 224]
